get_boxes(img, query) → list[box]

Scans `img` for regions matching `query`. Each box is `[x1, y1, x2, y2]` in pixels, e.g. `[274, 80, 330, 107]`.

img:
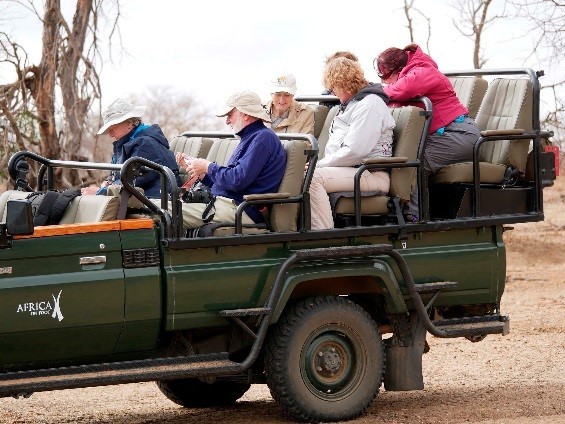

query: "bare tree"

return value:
[506, 0, 565, 150]
[507, 0, 565, 66]
[127, 86, 224, 142]
[402, 0, 432, 51]
[451, 0, 506, 68]
[0, 0, 119, 187]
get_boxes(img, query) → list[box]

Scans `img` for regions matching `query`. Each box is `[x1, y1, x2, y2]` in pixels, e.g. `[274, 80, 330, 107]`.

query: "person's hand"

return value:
[81, 186, 99, 195]
[187, 158, 210, 181]
[175, 152, 194, 170]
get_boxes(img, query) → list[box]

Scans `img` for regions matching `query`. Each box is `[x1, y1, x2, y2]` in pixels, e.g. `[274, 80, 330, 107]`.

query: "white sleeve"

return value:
[318, 97, 387, 167]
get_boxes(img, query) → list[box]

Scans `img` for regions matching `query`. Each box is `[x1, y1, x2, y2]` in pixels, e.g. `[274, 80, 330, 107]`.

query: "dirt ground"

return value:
[2, 177, 564, 424]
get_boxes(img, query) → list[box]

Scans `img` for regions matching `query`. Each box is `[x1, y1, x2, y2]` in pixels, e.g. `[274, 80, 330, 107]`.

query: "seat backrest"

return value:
[171, 136, 216, 184]
[59, 195, 120, 224]
[316, 105, 339, 160]
[0, 190, 119, 225]
[269, 140, 311, 231]
[449, 77, 488, 119]
[205, 138, 240, 166]
[390, 106, 427, 201]
[269, 139, 310, 232]
[310, 104, 329, 139]
[474, 78, 533, 171]
[170, 135, 215, 159]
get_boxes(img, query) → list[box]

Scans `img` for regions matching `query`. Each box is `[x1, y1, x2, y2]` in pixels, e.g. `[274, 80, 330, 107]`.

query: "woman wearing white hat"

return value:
[264, 73, 314, 135]
[82, 98, 180, 198]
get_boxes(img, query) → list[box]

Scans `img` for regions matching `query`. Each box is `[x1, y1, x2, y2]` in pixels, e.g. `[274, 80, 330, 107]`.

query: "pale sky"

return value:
[1, 0, 560, 114]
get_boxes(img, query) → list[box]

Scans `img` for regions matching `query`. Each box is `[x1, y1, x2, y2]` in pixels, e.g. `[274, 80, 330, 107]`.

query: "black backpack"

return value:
[26, 189, 81, 226]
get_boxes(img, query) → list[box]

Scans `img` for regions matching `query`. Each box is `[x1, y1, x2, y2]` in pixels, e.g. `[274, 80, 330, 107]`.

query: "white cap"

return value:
[269, 73, 297, 95]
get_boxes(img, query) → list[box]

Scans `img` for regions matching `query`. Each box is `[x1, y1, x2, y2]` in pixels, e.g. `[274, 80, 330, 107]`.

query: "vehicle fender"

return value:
[270, 259, 407, 323]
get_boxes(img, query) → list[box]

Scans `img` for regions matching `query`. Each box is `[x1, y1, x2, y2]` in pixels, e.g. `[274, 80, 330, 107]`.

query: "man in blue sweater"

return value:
[179, 91, 286, 228]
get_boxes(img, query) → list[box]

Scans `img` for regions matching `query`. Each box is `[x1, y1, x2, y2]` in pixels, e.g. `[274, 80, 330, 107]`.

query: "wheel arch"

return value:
[270, 260, 408, 323]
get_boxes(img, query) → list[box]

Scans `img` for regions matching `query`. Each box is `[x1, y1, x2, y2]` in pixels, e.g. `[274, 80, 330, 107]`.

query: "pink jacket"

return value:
[383, 47, 468, 134]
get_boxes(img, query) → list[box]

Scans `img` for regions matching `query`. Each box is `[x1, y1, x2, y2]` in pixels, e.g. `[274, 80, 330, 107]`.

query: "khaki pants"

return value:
[154, 196, 255, 229]
[309, 167, 390, 230]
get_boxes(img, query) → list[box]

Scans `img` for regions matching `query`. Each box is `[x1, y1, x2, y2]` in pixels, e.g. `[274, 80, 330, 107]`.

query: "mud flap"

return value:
[383, 313, 427, 391]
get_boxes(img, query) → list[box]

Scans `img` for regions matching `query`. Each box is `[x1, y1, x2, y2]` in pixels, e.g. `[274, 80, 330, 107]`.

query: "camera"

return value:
[181, 183, 212, 204]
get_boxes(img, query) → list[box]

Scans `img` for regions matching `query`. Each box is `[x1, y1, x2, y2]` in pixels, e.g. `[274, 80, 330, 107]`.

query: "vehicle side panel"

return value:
[0, 231, 125, 366]
[163, 227, 504, 330]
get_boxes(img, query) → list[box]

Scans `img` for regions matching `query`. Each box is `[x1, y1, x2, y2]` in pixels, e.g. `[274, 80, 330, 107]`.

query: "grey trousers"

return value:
[408, 117, 481, 218]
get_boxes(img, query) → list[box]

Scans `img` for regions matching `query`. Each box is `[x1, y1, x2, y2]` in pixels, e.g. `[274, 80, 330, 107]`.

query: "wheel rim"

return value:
[301, 326, 365, 400]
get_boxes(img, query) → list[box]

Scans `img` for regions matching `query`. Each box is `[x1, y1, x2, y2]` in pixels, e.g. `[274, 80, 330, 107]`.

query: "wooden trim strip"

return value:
[14, 219, 155, 239]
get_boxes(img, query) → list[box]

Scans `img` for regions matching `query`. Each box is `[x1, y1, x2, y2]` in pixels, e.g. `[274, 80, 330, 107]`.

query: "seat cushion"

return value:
[334, 195, 389, 215]
[431, 162, 507, 184]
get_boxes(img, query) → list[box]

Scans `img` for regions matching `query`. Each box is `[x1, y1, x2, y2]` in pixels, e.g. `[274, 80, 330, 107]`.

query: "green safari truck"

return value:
[0, 68, 559, 422]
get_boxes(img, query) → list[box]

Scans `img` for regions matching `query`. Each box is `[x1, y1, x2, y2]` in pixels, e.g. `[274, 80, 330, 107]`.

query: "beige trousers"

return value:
[154, 196, 255, 229]
[309, 167, 390, 230]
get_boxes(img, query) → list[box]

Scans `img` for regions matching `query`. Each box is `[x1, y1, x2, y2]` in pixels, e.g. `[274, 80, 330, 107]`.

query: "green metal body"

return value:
[164, 227, 504, 330]
[0, 227, 161, 368]
[0, 220, 505, 370]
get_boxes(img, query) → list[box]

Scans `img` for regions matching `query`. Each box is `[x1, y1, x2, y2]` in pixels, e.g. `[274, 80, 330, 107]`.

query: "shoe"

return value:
[405, 214, 419, 223]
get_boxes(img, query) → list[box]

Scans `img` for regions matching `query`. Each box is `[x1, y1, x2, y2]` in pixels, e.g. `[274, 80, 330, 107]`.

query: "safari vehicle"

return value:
[0, 68, 558, 423]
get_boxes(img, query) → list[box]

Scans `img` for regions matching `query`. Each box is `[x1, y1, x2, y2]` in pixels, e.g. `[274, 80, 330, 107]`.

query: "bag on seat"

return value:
[26, 189, 81, 226]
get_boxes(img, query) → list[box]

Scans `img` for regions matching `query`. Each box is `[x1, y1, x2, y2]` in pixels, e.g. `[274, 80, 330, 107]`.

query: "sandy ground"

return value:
[2, 177, 564, 424]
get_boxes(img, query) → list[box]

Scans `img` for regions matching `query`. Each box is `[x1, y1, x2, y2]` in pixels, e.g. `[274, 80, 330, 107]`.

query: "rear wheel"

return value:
[156, 378, 250, 408]
[264, 296, 385, 422]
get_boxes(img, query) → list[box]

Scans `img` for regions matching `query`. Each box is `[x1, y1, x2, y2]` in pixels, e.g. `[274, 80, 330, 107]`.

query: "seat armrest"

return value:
[480, 129, 525, 137]
[362, 156, 408, 165]
[243, 192, 291, 201]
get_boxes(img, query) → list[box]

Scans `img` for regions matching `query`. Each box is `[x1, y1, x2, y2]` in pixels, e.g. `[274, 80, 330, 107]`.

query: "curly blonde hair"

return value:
[325, 50, 359, 65]
[323, 57, 367, 96]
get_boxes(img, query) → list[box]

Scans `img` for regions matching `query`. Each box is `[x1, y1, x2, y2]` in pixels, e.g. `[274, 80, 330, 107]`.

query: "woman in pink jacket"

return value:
[375, 44, 481, 219]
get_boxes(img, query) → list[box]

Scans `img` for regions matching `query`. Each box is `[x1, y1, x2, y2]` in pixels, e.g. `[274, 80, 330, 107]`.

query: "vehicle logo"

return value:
[16, 290, 64, 321]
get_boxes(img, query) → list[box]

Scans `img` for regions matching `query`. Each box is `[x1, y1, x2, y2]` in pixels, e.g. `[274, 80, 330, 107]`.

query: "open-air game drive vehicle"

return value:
[0, 68, 559, 422]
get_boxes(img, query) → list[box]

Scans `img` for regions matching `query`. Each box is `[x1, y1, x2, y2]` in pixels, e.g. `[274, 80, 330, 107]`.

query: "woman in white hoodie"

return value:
[309, 57, 395, 230]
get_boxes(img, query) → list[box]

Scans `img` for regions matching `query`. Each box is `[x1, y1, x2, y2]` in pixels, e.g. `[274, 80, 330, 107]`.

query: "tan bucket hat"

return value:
[97, 98, 146, 135]
[216, 91, 269, 121]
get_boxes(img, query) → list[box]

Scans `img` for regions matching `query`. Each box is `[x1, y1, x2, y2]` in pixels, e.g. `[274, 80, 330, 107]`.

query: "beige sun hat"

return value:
[216, 91, 269, 121]
[270, 73, 297, 95]
[97, 98, 147, 135]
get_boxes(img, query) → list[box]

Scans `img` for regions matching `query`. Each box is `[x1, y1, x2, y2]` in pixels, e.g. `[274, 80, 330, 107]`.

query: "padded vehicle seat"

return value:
[191, 138, 313, 236]
[170, 135, 215, 184]
[205, 138, 240, 166]
[60, 195, 120, 224]
[316, 105, 340, 160]
[0, 190, 120, 225]
[332, 106, 427, 219]
[309, 104, 330, 140]
[431, 78, 533, 185]
[448, 76, 488, 119]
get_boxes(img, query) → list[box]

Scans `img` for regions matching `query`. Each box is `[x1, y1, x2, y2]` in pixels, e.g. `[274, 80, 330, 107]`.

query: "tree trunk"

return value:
[35, 0, 61, 160]
[59, 0, 93, 160]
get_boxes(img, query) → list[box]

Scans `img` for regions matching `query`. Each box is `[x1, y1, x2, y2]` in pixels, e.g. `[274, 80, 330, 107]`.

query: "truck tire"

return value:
[156, 378, 250, 407]
[264, 296, 385, 422]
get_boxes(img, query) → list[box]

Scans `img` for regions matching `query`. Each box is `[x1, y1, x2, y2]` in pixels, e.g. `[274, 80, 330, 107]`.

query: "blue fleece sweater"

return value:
[203, 120, 286, 223]
[111, 124, 180, 198]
